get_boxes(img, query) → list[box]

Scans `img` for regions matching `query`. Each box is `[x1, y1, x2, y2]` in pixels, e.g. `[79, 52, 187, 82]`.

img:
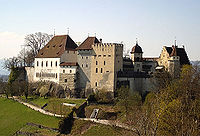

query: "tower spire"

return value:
[174, 36, 177, 47]
[67, 27, 69, 35]
[136, 38, 138, 45]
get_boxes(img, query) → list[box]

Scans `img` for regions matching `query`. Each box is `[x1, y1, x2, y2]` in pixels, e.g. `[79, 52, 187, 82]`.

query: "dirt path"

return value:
[12, 96, 63, 117]
[6, 96, 135, 132]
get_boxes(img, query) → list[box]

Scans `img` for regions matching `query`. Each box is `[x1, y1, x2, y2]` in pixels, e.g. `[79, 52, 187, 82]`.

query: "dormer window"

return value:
[53, 45, 56, 47]
[41, 53, 43, 55]
[59, 44, 62, 47]
[47, 46, 50, 48]
[56, 52, 59, 55]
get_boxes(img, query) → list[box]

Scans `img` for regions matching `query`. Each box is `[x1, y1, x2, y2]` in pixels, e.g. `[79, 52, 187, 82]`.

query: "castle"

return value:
[25, 35, 190, 96]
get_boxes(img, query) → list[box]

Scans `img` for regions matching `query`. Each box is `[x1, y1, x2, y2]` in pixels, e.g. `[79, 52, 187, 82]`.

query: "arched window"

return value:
[136, 57, 140, 62]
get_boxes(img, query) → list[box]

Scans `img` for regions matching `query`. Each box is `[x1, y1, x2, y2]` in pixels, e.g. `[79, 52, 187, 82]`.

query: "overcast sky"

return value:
[0, 0, 200, 60]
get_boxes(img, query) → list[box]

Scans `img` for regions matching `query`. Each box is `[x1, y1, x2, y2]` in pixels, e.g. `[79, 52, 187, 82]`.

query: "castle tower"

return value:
[76, 37, 100, 90]
[168, 45, 180, 78]
[130, 41, 143, 72]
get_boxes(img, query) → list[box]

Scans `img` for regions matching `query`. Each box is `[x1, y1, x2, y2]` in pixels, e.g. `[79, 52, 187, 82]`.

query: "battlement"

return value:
[92, 43, 123, 48]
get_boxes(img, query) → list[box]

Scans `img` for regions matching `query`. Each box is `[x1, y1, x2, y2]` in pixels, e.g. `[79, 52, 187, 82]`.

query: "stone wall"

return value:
[60, 50, 77, 63]
[77, 50, 92, 89]
[90, 43, 123, 92]
[25, 67, 35, 82]
[59, 73, 76, 90]
[117, 77, 154, 93]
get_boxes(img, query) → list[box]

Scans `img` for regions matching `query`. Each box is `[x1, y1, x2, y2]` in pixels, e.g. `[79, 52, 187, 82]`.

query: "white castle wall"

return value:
[34, 58, 60, 83]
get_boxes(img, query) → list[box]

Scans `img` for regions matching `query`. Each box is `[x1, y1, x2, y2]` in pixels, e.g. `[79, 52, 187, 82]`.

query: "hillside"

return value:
[0, 97, 60, 135]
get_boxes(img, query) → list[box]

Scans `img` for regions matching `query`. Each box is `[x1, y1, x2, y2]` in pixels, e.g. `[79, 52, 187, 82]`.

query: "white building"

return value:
[32, 35, 78, 89]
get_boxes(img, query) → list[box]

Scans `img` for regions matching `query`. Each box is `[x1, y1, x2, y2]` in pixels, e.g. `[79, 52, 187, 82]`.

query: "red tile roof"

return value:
[36, 35, 78, 58]
[60, 62, 78, 66]
[165, 46, 190, 65]
[76, 37, 99, 50]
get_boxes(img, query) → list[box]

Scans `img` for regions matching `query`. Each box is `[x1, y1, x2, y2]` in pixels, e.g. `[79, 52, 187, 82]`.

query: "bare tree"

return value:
[3, 57, 21, 70]
[24, 32, 53, 57]
[18, 48, 35, 67]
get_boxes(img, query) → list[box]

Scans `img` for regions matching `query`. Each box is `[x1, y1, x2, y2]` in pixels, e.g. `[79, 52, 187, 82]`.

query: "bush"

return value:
[87, 89, 114, 104]
[87, 94, 96, 104]
[58, 108, 75, 134]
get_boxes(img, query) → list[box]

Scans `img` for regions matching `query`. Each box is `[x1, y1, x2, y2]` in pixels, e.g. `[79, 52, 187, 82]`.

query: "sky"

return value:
[0, 0, 200, 61]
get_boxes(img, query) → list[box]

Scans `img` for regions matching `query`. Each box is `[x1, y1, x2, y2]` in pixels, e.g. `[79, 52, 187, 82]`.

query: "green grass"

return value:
[19, 125, 59, 136]
[0, 97, 60, 136]
[20, 96, 86, 115]
[82, 123, 133, 136]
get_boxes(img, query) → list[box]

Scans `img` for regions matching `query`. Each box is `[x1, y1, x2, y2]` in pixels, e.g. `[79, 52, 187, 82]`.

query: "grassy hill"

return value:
[0, 97, 60, 136]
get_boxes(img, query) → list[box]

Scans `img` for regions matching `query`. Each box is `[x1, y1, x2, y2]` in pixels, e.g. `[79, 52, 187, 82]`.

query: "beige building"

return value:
[76, 37, 123, 94]
[157, 45, 190, 77]
[25, 34, 190, 97]
[90, 43, 123, 92]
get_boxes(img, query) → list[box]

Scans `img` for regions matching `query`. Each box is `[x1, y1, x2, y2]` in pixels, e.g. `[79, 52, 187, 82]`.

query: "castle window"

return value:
[86, 64, 88, 67]
[96, 68, 98, 73]
[86, 57, 88, 59]
[65, 79, 67, 82]
[46, 61, 48, 67]
[82, 64, 84, 67]
[63, 70, 65, 73]
[103, 55, 106, 57]
[98, 55, 101, 57]
[82, 56, 83, 59]
[56, 73, 57, 78]
[136, 57, 140, 61]
[95, 82, 98, 87]
[37, 61, 39, 67]
[101, 68, 103, 73]
[67, 51, 69, 53]
[70, 70, 72, 73]
[74, 79, 76, 82]
[96, 61, 98, 65]
[104, 61, 106, 65]
[108, 55, 111, 57]
[55, 61, 57, 67]
[51, 61, 53, 67]
[41, 61, 43, 67]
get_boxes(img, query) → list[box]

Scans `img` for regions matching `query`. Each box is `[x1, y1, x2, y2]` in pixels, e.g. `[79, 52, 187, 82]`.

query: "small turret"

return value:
[130, 39, 143, 72]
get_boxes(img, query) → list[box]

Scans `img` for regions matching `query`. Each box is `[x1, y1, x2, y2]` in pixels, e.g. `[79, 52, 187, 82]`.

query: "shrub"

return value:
[58, 108, 75, 134]
[95, 89, 114, 104]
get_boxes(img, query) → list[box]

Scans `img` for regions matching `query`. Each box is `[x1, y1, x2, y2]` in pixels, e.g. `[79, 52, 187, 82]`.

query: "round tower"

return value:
[130, 41, 143, 72]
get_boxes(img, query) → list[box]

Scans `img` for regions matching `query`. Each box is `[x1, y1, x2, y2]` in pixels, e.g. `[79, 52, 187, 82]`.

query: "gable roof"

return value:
[165, 46, 190, 65]
[36, 35, 78, 58]
[76, 37, 100, 50]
